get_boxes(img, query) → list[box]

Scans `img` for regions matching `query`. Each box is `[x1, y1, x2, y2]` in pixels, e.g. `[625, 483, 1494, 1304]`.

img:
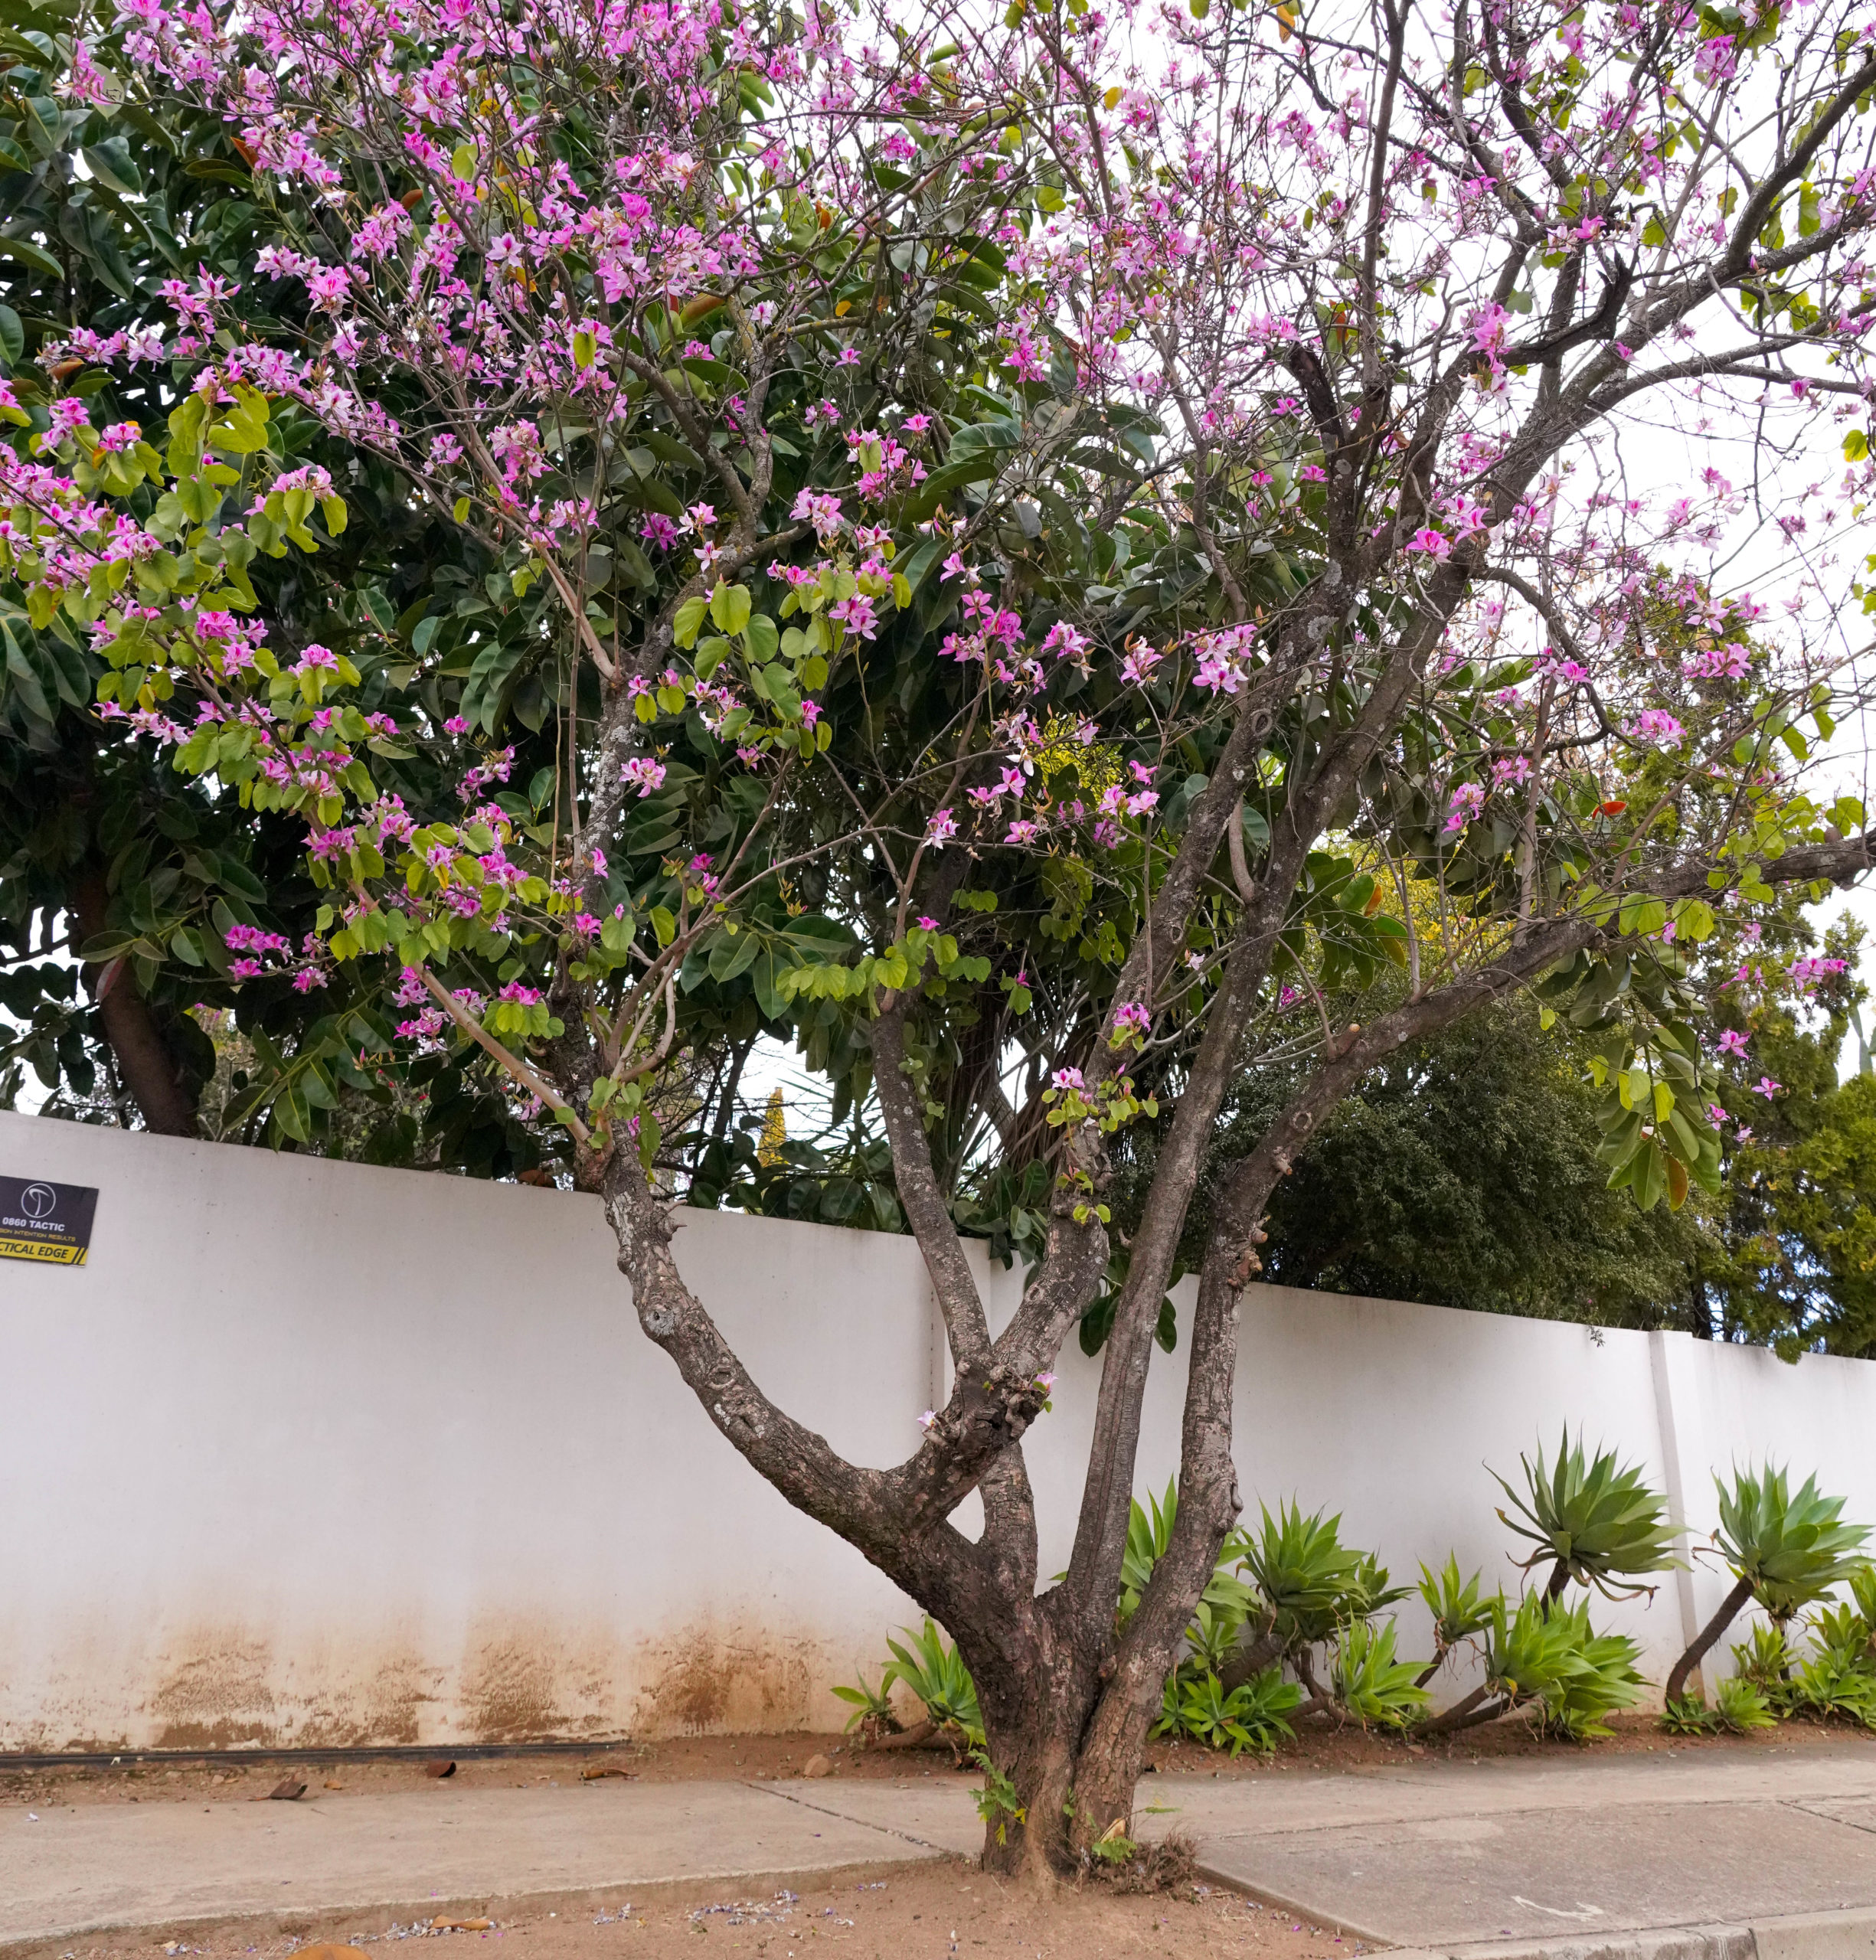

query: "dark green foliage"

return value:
[1228, 996, 1711, 1325]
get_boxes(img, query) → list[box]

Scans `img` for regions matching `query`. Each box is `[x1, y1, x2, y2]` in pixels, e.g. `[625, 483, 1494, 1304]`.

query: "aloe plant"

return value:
[1492, 1428, 1678, 1603]
[1334, 1619, 1431, 1730]
[1716, 1676, 1778, 1733]
[1164, 1668, 1302, 1757]
[1731, 1620, 1794, 1694]
[1117, 1478, 1257, 1630]
[881, 1618, 982, 1752]
[1420, 1592, 1643, 1740]
[1664, 1466, 1871, 1704]
[831, 1666, 897, 1737]
[1416, 1555, 1494, 1685]
[1217, 1500, 1365, 1688]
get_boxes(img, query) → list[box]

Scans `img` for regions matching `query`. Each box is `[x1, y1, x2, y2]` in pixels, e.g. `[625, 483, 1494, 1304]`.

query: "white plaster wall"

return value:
[0, 1113, 934, 1750]
[3, 1110, 1874, 1749]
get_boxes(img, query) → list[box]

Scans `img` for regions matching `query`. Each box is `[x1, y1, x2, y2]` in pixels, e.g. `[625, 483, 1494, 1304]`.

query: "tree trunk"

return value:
[1414, 1684, 1507, 1736]
[1413, 1648, 1446, 1689]
[966, 1610, 1093, 1883]
[70, 870, 198, 1136]
[1664, 1575, 1754, 1705]
[1217, 1622, 1286, 1694]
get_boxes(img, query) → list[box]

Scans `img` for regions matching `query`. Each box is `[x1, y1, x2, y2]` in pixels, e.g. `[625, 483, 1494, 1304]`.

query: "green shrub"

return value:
[882, 1618, 982, 1749]
[1716, 1676, 1777, 1733]
[1159, 1668, 1302, 1757]
[1333, 1619, 1431, 1730]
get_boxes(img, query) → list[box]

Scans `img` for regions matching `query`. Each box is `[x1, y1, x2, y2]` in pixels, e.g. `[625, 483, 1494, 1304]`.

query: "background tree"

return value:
[1688, 903, 1876, 1355]
[5, 0, 1876, 1882]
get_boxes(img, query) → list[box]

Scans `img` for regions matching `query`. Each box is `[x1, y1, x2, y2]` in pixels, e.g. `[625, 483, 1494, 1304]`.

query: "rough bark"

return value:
[1664, 1575, 1755, 1706]
[1415, 1684, 1508, 1736]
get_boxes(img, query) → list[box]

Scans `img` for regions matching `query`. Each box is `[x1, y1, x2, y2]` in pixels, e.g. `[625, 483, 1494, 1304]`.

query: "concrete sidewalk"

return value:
[7, 1742, 1876, 1958]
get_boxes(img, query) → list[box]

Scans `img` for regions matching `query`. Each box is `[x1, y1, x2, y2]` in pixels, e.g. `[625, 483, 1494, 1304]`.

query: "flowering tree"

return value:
[6, 0, 1876, 1875]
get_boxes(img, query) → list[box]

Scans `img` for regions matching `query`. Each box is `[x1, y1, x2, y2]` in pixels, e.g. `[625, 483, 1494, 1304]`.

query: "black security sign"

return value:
[0, 1174, 98, 1266]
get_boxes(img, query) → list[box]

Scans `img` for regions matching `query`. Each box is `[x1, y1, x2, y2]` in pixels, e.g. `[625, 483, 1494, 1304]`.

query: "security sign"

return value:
[0, 1174, 98, 1266]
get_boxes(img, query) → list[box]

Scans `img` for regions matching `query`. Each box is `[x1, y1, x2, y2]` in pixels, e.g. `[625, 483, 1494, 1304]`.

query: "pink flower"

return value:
[1752, 1076, 1782, 1099]
[1626, 710, 1685, 746]
[827, 594, 878, 639]
[925, 808, 958, 848]
[1443, 782, 1485, 835]
[1407, 527, 1452, 560]
[1716, 1028, 1750, 1057]
[1051, 1067, 1084, 1092]
[620, 756, 668, 796]
[917, 915, 939, 930]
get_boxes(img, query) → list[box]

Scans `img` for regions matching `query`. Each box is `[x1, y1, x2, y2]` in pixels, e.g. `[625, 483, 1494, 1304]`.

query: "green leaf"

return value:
[744, 612, 779, 663]
[0, 234, 64, 278]
[81, 139, 141, 196]
[672, 594, 708, 648]
[710, 582, 752, 635]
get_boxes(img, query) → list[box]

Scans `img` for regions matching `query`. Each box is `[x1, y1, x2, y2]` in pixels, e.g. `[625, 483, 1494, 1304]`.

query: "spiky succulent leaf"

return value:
[1334, 1618, 1431, 1730]
[1715, 1465, 1871, 1620]
[1492, 1427, 1678, 1599]
[1419, 1555, 1493, 1650]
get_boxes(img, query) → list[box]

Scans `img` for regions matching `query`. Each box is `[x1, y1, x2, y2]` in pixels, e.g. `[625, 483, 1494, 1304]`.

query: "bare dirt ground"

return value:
[2, 1709, 1865, 1812]
[3, 1861, 1371, 1960]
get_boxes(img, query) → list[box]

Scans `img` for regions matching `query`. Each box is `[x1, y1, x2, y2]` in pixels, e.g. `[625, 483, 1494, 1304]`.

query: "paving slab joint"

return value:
[1747, 1904, 1876, 1958]
[1381, 1928, 1753, 1959]
[1381, 1909, 1876, 1960]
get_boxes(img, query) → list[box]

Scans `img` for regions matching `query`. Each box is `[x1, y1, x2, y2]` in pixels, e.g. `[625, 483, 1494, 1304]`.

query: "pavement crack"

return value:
[744, 1782, 954, 1854]
[1787, 1798, 1876, 1839]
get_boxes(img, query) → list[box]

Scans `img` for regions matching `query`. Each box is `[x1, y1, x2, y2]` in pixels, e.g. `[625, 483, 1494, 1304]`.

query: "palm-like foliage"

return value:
[1492, 1429, 1678, 1602]
[882, 1619, 982, 1747]
[1716, 1466, 1871, 1622]
[1417, 1555, 1494, 1682]
[1229, 1500, 1365, 1643]
[1160, 1668, 1302, 1757]
[1485, 1592, 1647, 1740]
[1333, 1619, 1431, 1730]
